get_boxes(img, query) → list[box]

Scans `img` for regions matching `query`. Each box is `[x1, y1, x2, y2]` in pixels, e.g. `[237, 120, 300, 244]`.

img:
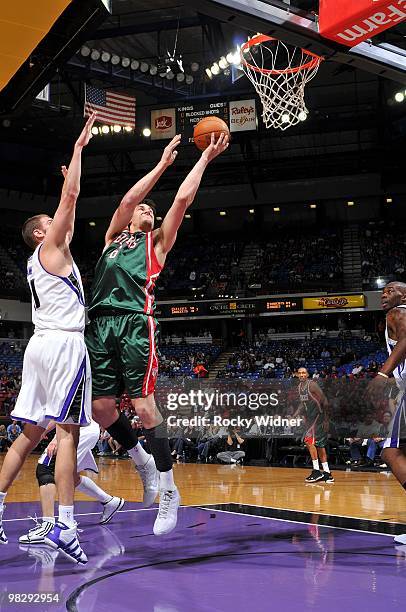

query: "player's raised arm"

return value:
[105, 134, 181, 246]
[43, 112, 96, 253]
[155, 132, 229, 257]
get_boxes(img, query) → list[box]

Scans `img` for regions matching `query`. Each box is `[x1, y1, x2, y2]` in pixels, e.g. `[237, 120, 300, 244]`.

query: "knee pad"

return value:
[36, 462, 56, 487]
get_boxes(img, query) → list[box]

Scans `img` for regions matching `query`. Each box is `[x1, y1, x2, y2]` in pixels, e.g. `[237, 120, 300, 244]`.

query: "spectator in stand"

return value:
[217, 427, 245, 465]
[0, 425, 7, 452]
[348, 413, 382, 466]
[6, 422, 21, 446]
[365, 411, 392, 467]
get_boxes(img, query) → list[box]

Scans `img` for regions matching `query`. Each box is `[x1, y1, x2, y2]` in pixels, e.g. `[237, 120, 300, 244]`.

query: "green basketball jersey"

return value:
[298, 380, 322, 422]
[89, 230, 162, 316]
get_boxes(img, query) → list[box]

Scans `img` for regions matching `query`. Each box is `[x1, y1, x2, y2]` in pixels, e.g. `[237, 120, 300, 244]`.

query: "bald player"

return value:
[296, 368, 333, 483]
[370, 281, 406, 545]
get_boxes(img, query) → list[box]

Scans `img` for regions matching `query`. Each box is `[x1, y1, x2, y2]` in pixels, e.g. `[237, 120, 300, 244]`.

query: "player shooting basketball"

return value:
[369, 281, 406, 545]
[87, 131, 229, 536]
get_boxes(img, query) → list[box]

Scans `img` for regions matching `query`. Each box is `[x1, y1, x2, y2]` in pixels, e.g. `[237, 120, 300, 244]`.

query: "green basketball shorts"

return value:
[86, 313, 159, 399]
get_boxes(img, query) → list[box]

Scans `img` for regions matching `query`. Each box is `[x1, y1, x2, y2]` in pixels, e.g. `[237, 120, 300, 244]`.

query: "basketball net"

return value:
[240, 34, 323, 131]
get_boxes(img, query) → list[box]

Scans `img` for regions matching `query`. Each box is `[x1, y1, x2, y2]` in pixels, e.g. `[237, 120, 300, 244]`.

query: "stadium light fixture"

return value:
[185, 74, 194, 85]
[89, 221, 96, 227]
[185, 214, 191, 219]
[347, 201, 355, 206]
[156, 216, 162, 221]
[113, 125, 122, 133]
[81, 46, 91, 57]
[130, 59, 140, 70]
[124, 126, 133, 132]
[91, 126, 99, 136]
[395, 91, 405, 103]
[386, 197, 393, 203]
[121, 57, 130, 68]
[219, 211, 226, 216]
[111, 54, 120, 66]
[101, 51, 111, 63]
[310, 204, 317, 209]
[91, 49, 101, 61]
[101, 125, 110, 134]
[143, 128, 151, 137]
[140, 62, 149, 73]
[249, 209, 255, 214]
[273, 207, 280, 212]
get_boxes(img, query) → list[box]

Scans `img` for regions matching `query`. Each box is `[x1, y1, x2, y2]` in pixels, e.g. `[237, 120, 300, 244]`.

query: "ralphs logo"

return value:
[318, 297, 349, 308]
[155, 115, 173, 130]
[320, 0, 406, 46]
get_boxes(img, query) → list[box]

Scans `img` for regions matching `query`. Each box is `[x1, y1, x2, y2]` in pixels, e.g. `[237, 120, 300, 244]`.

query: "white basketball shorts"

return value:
[38, 420, 100, 473]
[11, 330, 92, 428]
[384, 386, 406, 449]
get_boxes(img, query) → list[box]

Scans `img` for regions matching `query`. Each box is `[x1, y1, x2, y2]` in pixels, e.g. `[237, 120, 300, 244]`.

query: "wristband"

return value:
[377, 372, 389, 379]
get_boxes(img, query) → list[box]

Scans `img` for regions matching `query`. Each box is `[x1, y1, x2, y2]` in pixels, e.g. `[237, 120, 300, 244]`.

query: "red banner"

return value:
[319, 0, 406, 47]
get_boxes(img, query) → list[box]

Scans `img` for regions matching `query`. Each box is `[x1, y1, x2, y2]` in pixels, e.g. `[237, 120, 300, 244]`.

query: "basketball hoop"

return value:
[240, 34, 323, 131]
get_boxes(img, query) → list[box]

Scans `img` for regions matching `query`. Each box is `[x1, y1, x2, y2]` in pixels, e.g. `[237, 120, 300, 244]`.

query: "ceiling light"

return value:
[176, 72, 185, 82]
[91, 126, 99, 135]
[101, 51, 111, 63]
[90, 49, 100, 61]
[101, 125, 110, 134]
[130, 59, 140, 70]
[386, 197, 393, 203]
[111, 54, 120, 65]
[113, 125, 122, 133]
[219, 211, 226, 216]
[89, 221, 96, 227]
[124, 126, 133, 132]
[185, 214, 191, 219]
[249, 209, 255, 214]
[156, 216, 162, 221]
[140, 62, 149, 73]
[347, 201, 355, 206]
[143, 127, 151, 137]
[395, 92, 405, 103]
[185, 74, 194, 85]
[273, 207, 280, 212]
[121, 57, 130, 68]
[150, 65, 158, 76]
[166, 70, 175, 80]
[81, 46, 91, 57]
[310, 204, 317, 209]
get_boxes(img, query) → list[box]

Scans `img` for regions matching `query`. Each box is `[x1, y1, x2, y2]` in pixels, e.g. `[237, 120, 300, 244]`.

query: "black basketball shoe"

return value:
[305, 469, 324, 483]
[322, 472, 334, 483]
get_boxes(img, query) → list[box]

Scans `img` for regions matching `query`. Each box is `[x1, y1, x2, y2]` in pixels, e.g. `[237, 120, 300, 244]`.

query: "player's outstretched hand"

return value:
[202, 132, 229, 163]
[75, 112, 97, 149]
[161, 134, 181, 167]
[46, 439, 58, 458]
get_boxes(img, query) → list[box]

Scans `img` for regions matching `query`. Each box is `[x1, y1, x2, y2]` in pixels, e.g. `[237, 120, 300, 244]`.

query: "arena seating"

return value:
[361, 223, 406, 288]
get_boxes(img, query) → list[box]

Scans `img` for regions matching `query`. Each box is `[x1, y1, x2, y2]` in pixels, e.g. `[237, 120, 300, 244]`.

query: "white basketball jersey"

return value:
[27, 244, 86, 333]
[385, 304, 406, 389]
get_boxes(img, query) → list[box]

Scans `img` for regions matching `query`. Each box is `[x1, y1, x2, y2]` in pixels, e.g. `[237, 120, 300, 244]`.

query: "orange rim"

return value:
[240, 34, 323, 75]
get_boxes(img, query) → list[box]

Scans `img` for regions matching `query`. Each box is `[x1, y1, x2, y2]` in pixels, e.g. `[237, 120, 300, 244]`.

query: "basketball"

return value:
[193, 116, 230, 151]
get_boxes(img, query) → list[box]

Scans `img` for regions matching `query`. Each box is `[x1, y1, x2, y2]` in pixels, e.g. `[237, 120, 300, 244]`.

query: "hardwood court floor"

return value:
[1, 455, 405, 523]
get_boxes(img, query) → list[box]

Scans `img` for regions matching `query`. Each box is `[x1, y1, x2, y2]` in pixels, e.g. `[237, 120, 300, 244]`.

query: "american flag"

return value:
[84, 84, 136, 128]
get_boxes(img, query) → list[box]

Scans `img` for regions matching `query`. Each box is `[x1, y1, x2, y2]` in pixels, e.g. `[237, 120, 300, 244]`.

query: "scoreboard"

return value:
[177, 102, 229, 144]
[155, 298, 303, 319]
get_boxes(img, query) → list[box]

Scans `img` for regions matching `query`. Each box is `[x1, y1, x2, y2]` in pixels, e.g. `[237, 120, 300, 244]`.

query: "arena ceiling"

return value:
[0, 0, 404, 204]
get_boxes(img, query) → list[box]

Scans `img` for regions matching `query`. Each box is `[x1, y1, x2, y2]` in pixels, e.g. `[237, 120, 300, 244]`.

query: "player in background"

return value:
[370, 282, 406, 545]
[296, 368, 334, 483]
[87, 132, 229, 535]
[19, 419, 124, 545]
[0, 114, 96, 564]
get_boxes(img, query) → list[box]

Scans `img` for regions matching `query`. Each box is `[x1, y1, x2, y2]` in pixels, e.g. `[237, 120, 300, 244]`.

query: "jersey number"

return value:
[29, 279, 41, 310]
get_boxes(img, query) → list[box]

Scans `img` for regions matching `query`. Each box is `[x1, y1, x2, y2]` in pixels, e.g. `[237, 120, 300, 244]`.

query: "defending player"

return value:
[87, 132, 229, 535]
[0, 114, 96, 563]
[19, 420, 124, 545]
[296, 368, 334, 483]
[369, 282, 406, 545]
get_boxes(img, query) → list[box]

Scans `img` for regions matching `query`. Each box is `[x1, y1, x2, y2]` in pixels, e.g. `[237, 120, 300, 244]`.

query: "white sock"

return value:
[0, 491, 6, 508]
[159, 469, 175, 491]
[128, 443, 150, 467]
[312, 460, 320, 471]
[322, 462, 330, 473]
[76, 475, 111, 504]
[43, 516, 55, 525]
[58, 505, 75, 528]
